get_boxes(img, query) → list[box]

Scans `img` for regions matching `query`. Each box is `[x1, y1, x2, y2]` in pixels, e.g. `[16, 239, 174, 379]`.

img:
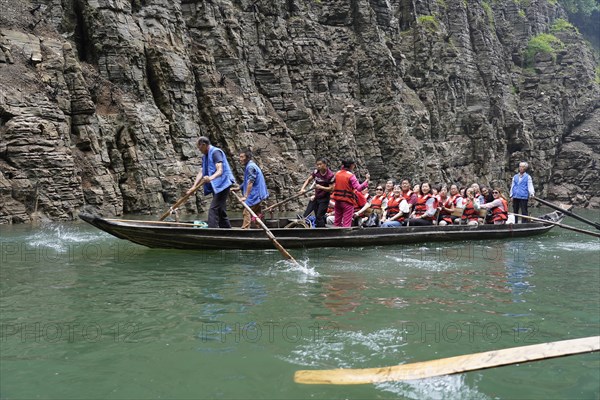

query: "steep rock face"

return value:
[0, 0, 598, 223]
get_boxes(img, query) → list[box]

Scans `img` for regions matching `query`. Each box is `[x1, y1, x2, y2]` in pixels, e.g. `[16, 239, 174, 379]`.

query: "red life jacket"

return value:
[452, 194, 462, 207]
[414, 194, 438, 220]
[386, 196, 402, 216]
[371, 195, 385, 210]
[327, 199, 335, 214]
[401, 190, 413, 202]
[332, 170, 357, 205]
[439, 194, 458, 224]
[438, 196, 451, 216]
[354, 190, 368, 211]
[491, 198, 509, 222]
[462, 200, 478, 222]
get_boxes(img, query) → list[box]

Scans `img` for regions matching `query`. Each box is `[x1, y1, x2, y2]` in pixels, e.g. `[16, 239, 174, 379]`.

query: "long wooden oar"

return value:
[159, 181, 205, 221]
[263, 186, 315, 213]
[294, 336, 600, 385]
[533, 197, 600, 230]
[232, 191, 301, 266]
[512, 213, 600, 238]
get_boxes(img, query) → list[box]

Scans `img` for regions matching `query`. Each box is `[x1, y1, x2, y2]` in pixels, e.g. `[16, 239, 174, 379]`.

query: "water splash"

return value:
[283, 328, 404, 368]
[25, 223, 108, 252]
[376, 374, 489, 400]
[272, 258, 320, 277]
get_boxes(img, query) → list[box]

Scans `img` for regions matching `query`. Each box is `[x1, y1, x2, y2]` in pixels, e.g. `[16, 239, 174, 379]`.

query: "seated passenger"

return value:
[478, 189, 509, 224]
[471, 183, 485, 205]
[413, 183, 420, 195]
[481, 186, 493, 204]
[383, 180, 395, 200]
[407, 182, 439, 226]
[400, 179, 417, 212]
[439, 184, 463, 225]
[370, 185, 387, 216]
[436, 185, 450, 225]
[381, 185, 410, 227]
[457, 188, 480, 225]
[353, 187, 371, 225]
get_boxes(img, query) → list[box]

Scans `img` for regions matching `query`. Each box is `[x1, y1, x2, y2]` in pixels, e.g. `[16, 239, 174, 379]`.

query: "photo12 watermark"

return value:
[1, 321, 142, 343]
[198, 321, 340, 344]
[1, 241, 144, 265]
[400, 321, 540, 344]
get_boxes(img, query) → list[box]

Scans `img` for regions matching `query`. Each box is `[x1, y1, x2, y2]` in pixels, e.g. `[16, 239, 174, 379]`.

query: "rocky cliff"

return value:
[1, 0, 598, 223]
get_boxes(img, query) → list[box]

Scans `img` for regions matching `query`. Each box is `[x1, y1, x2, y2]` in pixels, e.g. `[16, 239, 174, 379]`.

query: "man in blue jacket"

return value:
[509, 161, 535, 223]
[238, 149, 269, 229]
[188, 136, 236, 228]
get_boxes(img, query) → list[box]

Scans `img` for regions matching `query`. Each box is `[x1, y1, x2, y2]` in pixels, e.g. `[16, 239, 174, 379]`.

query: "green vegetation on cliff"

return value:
[551, 18, 578, 33]
[524, 34, 565, 65]
[416, 15, 440, 32]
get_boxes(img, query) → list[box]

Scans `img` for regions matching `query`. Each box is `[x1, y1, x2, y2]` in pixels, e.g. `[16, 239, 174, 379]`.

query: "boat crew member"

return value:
[509, 161, 535, 223]
[188, 136, 236, 228]
[237, 149, 269, 229]
[299, 158, 335, 227]
[479, 189, 509, 224]
[332, 160, 369, 227]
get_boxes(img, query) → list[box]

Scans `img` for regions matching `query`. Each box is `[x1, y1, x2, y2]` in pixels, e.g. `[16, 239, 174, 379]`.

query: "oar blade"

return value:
[294, 336, 600, 385]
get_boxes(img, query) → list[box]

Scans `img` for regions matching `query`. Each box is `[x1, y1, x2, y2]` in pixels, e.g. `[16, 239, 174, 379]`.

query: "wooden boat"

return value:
[79, 210, 564, 251]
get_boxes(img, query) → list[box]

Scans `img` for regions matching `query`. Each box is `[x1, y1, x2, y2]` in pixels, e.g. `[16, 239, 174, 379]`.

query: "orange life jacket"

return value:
[414, 194, 438, 220]
[327, 199, 335, 214]
[386, 195, 402, 216]
[462, 200, 478, 222]
[354, 190, 368, 211]
[438, 196, 451, 216]
[370, 195, 385, 210]
[332, 170, 357, 205]
[440, 194, 458, 224]
[401, 190, 413, 202]
[491, 198, 509, 223]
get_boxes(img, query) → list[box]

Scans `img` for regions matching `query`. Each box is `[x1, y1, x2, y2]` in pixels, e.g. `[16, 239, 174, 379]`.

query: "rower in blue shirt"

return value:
[237, 149, 269, 229]
[189, 136, 236, 228]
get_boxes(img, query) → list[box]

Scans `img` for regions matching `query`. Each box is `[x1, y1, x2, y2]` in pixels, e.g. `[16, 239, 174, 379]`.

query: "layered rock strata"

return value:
[0, 0, 598, 223]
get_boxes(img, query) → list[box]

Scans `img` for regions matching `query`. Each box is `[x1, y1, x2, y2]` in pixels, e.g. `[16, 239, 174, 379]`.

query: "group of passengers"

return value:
[299, 158, 516, 229]
[187, 137, 533, 229]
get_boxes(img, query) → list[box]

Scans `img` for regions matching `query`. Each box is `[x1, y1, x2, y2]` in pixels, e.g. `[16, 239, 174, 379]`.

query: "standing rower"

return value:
[299, 158, 335, 228]
[188, 136, 236, 228]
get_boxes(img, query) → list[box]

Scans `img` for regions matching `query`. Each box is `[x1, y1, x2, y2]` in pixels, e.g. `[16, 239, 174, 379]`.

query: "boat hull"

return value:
[79, 213, 562, 251]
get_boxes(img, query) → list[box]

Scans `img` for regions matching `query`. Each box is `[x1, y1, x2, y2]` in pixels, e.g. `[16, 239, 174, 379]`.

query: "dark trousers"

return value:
[513, 198, 529, 223]
[303, 196, 330, 227]
[407, 217, 434, 226]
[208, 186, 231, 228]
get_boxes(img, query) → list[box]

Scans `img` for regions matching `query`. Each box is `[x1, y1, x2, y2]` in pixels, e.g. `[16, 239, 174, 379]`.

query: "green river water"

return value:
[1, 210, 599, 399]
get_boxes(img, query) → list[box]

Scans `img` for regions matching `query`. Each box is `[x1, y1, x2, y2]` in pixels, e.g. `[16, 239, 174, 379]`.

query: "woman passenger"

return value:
[407, 182, 438, 226]
[381, 185, 410, 227]
[478, 189, 509, 224]
[458, 188, 480, 225]
[370, 185, 387, 215]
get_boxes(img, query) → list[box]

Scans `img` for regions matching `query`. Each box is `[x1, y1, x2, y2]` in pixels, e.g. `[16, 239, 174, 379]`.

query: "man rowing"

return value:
[237, 149, 269, 229]
[299, 158, 335, 227]
[188, 136, 236, 228]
